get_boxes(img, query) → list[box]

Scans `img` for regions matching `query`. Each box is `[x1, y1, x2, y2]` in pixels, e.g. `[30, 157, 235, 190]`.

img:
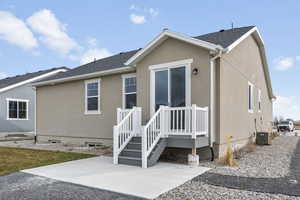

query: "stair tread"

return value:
[119, 156, 141, 160]
[122, 149, 141, 152]
[128, 142, 141, 145]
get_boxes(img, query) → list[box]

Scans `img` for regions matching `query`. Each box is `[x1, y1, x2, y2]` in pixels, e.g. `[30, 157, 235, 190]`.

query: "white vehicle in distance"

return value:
[277, 121, 294, 132]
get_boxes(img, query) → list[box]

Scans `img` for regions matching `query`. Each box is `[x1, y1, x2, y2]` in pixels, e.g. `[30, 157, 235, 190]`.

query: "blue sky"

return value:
[0, 0, 299, 120]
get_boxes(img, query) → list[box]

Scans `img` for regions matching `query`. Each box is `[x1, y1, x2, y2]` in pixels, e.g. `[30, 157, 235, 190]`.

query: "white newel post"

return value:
[135, 107, 142, 136]
[117, 108, 121, 124]
[189, 104, 199, 166]
[192, 104, 197, 139]
[142, 126, 147, 168]
[205, 107, 209, 137]
[113, 125, 118, 164]
[132, 107, 137, 136]
[160, 106, 165, 137]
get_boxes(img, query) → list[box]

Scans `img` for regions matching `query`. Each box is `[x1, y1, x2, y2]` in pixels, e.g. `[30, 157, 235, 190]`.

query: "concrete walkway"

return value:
[23, 156, 209, 199]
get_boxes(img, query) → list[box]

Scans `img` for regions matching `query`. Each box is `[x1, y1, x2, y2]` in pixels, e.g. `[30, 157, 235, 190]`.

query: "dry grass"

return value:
[218, 136, 239, 166]
[0, 147, 95, 175]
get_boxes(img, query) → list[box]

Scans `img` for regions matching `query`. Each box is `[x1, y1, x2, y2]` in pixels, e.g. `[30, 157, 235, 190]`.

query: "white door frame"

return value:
[149, 58, 192, 116]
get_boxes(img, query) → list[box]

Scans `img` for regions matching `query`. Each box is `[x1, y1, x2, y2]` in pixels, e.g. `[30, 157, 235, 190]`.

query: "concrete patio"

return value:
[22, 156, 210, 199]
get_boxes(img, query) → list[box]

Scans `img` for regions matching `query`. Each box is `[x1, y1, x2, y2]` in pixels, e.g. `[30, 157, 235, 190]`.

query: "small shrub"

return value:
[245, 143, 256, 153]
[233, 148, 243, 160]
[220, 135, 239, 166]
[232, 136, 256, 160]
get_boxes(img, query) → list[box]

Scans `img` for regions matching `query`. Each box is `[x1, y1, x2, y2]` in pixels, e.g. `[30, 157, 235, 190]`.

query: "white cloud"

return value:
[129, 4, 158, 24]
[27, 9, 79, 55]
[80, 48, 112, 65]
[129, 4, 159, 17]
[129, 4, 137, 10]
[0, 11, 38, 50]
[86, 37, 97, 47]
[273, 96, 300, 120]
[274, 57, 295, 71]
[148, 8, 159, 17]
[130, 14, 146, 24]
[0, 72, 8, 79]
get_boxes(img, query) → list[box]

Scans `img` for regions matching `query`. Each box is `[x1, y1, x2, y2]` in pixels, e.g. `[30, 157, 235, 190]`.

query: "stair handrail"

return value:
[113, 107, 142, 164]
[142, 106, 165, 168]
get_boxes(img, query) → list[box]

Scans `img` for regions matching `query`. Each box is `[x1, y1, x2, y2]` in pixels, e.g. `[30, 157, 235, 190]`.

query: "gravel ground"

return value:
[0, 140, 112, 156]
[200, 136, 299, 178]
[157, 136, 300, 200]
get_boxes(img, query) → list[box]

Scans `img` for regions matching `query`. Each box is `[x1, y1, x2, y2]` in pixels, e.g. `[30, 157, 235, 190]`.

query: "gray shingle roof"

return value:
[0, 67, 68, 90]
[36, 26, 255, 84]
[194, 26, 255, 48]
[38, 49, 139, 83]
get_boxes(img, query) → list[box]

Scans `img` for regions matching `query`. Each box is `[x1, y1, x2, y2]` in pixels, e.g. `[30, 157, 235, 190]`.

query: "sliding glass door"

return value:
[154, 66, 186, 111]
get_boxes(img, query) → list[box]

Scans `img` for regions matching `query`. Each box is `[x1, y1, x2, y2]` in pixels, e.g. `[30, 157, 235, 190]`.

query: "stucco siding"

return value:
[136, 38, 211, 123]
[0, 84, 35, 132]
[218, 35, 273, 145]
[36, 74, 123, 143]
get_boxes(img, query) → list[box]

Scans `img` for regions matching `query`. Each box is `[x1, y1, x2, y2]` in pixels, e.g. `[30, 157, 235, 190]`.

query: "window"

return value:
[85, 79, 100, 114]
[123, 75, 137, 109]
[7, 99, 28, 120]
[258, 89, 262, 112]
[248, 82, 253, 113]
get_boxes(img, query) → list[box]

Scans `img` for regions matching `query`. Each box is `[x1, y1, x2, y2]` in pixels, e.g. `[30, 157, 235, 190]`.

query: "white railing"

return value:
[163, 105, 208, 138]
[141, 104, 208, 168]
[142, 106, 164, 168]
[113, 107, 142, 164]
[117, 108, 131, 124]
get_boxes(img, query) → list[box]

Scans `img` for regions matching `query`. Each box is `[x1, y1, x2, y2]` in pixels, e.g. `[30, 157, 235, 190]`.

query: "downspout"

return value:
[209, 48, 223, 160]
[33, 86, 37, 144]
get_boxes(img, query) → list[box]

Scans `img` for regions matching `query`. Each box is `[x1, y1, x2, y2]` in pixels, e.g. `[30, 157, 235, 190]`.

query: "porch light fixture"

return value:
[192, 68, 198, 75]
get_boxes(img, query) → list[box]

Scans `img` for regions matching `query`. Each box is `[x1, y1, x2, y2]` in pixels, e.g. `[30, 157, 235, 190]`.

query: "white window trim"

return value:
[248, 82, 254, 113]
[258, 89, 262, 112]
[85, 79, 101, 115]
[122, 73, 137, 109]
[149, 59, 192, 116]
[6, 98, 29, 120]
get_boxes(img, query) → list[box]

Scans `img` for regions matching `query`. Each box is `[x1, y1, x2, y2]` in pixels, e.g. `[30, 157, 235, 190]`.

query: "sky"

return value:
[0, 0, 299, 120]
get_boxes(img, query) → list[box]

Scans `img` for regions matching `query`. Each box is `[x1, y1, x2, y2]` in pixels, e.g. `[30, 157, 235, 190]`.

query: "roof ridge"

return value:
[194, 26, 255, 38]
[76, 49, 140, 69]
[0, 67, 68, 81]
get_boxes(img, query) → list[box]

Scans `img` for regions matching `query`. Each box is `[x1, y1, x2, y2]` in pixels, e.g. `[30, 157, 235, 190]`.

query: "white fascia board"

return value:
[223, 26, 275, 100]
[32, 67, 135, 87]
[125, 29, 222, 66]
[224, 27, 258, 53]
[0, 69, 67, 93]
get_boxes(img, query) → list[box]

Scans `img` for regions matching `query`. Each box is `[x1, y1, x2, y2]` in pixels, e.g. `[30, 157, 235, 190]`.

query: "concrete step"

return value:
[120, 149, 142, 158]
[131, 137, 141, 143]
[118, 156, 142, 166]
[126, 142, 141, 150]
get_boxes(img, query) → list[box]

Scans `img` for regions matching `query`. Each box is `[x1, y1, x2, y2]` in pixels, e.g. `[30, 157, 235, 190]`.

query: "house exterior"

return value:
[0, 67, 68, 134]
[33, 26, 275, 167]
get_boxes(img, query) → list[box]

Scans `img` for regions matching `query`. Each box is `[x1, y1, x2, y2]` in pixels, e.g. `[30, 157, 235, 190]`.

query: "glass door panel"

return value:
[170, 67, 186, 107]
[155, 70, 168, 111]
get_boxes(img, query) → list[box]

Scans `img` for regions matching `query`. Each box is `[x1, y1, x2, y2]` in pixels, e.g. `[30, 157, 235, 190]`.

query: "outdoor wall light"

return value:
[192, 68, 199, 75]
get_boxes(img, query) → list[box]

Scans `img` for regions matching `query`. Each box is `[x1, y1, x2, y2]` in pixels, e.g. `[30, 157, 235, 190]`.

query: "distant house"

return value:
[0, 67, 68, 134]
[33, 26, 275, 168]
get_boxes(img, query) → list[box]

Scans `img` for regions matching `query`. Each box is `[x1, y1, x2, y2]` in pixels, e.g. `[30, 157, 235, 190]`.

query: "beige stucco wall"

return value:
[136, 38, 211, 123]
[36, 74, 124, 145]
[217, 35, 273, 147]
[36, 38, 212, 145]
[36, 34, 273, 154]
